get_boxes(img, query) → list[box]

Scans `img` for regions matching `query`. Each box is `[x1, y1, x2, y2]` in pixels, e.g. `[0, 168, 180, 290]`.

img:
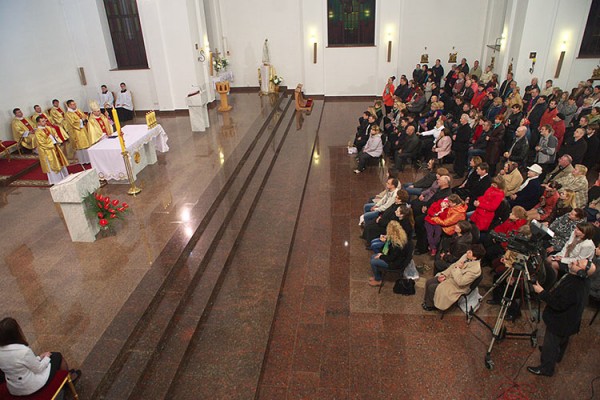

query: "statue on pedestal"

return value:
[259, 38, 276, 95]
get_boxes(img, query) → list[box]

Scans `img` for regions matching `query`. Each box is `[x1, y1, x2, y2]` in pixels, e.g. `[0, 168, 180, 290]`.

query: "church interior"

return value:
[1, 0, 600, 399]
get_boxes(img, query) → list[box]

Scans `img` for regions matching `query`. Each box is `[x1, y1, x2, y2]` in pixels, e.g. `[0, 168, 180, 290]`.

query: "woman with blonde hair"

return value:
[369, 220, 412, 286]
[546, 189, 576, 223]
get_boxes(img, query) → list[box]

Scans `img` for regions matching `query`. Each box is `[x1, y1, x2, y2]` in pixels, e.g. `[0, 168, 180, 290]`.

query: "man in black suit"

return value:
[528, 95, 548, 148]
[431, 59, 444, 85]
[498, 72, 514, 100]
[466, 163, 492, 211]
[558, 128, 588, 165]
[458, 58, 470, 75]
[528, 259, 593, 377]
[452, 114, 472, 178]
[504, 126, 530, 166]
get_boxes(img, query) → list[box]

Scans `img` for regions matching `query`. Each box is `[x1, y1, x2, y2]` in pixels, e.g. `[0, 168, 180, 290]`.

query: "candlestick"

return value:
[111, 108, 126, 153]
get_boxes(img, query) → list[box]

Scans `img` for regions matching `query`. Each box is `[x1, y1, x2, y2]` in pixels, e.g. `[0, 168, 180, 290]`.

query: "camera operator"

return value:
[528, 258, 596, 377]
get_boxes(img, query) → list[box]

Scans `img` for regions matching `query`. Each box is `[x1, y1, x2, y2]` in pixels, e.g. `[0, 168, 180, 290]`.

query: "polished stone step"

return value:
[78, 93, 293, 399]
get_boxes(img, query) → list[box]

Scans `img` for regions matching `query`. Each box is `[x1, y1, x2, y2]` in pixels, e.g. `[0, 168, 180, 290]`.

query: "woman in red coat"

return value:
[382, 76, 396, 115]
[470, 176, 506, 231]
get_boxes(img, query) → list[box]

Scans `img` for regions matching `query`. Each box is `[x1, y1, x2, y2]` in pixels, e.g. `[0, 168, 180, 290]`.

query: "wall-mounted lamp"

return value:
[311, 36, 317, 64]
[555, 41, 567, 78]
[387, 39, 392, 63]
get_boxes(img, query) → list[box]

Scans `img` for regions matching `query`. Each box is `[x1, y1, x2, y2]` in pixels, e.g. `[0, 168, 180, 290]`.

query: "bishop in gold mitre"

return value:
[64, 99, 91, 164]
[30, 104, 69, 142]
[87, 100, 114, 144]
[11, 108, 36, 150]
[34, 115, 69, 184]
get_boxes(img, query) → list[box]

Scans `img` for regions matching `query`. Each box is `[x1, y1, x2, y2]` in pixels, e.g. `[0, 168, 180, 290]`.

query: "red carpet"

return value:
[10, 163, 92, 187]
[0, 158, 38, 177]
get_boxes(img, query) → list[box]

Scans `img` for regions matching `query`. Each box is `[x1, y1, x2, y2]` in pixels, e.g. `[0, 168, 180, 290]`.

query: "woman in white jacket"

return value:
[0, 318, 80, 396]
[546, 222, 596, 282]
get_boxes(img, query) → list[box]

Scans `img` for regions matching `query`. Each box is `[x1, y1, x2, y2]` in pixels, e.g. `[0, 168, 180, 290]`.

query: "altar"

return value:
[88, 124, 169, 181]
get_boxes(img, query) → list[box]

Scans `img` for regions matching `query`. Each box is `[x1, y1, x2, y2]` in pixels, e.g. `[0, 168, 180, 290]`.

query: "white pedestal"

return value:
[260, 65, 271, 94]
[50, 169, 101, 242]
[187, 90, 210, 132]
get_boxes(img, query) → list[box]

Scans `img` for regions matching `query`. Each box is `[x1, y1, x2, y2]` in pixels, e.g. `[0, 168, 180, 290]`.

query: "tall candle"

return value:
[111, 108, 126, 153]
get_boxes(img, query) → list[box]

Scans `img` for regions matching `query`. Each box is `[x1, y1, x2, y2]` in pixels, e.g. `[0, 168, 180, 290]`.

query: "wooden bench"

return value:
[0, 370, 79, 400]
[0, 141, 20, 161]
[294, 84, 313, 113]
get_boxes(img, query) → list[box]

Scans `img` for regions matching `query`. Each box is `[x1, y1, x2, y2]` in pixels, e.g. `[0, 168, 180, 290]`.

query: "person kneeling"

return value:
[422, 244, 485, 311]
[369, 221, 412, 287]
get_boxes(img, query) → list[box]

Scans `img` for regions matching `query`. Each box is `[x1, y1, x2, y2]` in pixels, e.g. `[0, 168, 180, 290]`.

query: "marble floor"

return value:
[0, 93, 598, 399]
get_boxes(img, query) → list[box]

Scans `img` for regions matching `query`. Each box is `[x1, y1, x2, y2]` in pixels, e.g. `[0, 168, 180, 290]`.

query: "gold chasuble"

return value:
[31, 112, 69, 142]
[49, 107, 66, 128]
[35, 127, 68, 173]
[87, 114, 113, 144]
[11, 117, 36, 149]
[65, 109, 90, 150]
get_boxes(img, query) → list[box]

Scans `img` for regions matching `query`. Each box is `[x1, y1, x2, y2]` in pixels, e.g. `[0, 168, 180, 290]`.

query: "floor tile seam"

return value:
[253, 101, 327, 399]
[165, 102, 321, 399]
[87, 96, 293, 400]
[117, 97, 297, 398]
[154, 99, 299, 398]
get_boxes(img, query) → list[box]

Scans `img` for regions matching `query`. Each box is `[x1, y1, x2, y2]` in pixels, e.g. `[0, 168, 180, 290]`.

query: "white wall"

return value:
[0, 0, 83, 140]
[218, 0, 303, 90]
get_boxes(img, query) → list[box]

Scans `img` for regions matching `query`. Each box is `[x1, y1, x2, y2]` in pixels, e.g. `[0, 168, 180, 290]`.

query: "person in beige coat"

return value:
[422, 244, 485, 311]
[499, 161, 523, 197]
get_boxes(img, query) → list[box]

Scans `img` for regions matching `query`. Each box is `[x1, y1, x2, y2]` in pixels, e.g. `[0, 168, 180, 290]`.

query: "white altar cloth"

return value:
[88, 124, 169, 181]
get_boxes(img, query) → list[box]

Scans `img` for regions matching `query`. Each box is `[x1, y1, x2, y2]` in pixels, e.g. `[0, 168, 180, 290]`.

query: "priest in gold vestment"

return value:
[34, 116, 69, 184]
[30, 104, 69, 142]
[48, 99, 66, 129]
[64, 99, 91, 163]
[87, 101, 114, 144]
[11, 108, 36, 150]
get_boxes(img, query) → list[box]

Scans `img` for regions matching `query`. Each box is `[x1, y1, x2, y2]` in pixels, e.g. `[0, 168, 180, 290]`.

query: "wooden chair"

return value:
[0, 369, 79, 400]
[294, 84, 313, 113]
[0, 140, 20, 161]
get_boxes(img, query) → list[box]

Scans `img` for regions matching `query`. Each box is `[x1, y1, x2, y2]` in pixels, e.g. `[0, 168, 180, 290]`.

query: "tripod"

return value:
[468, 256, 541, 370]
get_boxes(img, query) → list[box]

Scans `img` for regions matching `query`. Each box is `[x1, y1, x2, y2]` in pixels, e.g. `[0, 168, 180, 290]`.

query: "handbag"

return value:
[393, 278, 416, 295]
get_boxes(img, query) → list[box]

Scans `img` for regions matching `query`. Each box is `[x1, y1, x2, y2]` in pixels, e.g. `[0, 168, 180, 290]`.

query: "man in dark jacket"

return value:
[504, 104, 523, 150]
[528, 259, 592, 376]
[509, 164, 543, 210]
[394, 126, 420, 172]
[431, 59, 444, 85]
[394, 77, 411, 103]
[354, 112, 376, 152]
[498, 72, 514, 100]
[467, 163, 492, 210]
[558, 128, 588, 165]
[504, 126, 529, 166]
[452, 114, 472, 178]
[582, 124, 599, 170]
[528, 95, 548, 148]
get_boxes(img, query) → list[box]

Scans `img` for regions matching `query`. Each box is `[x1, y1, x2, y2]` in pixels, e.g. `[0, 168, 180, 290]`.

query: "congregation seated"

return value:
[434, 220, 473, 273]
[0, 317, 81, 397]
[546, 208, 587, 254]
[361, 190, 408, 243]
[463, 162, 492, 211]
[360, 177, 399, 225]
[368, 221, 413, 287]
[560, 164, 589, 208]
[403, 158, 437, 198]
[353, 111, 376, 153]
[509, 164, 543, 210]
[525, 181, 561, 221]
[422, 244, 485, 311]
[545, 222, 596, 284]
[431, 128, 452, 162]
[354, 125, 383, 174]
[424, 194, 467, 257]
[498, 161, 523, 197]
[413, 175, 453, 254]
[368, 203, 414, 253]
[469, 176, 506, 231]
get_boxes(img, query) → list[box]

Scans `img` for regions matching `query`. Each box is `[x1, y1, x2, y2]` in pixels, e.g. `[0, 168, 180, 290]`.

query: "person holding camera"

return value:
[528, 258, 595, 377]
